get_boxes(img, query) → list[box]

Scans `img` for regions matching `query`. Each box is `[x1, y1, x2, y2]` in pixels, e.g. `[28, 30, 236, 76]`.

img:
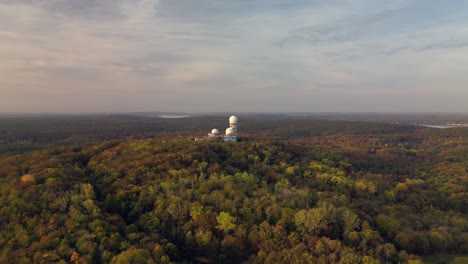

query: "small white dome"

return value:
[225, 127, 234, 136]
[229, 115, 238, 124]
[211, 128, 219, 135]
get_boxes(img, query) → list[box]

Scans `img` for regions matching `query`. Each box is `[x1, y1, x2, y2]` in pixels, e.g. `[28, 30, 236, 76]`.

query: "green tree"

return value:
[294, 208, 324, 237]
[110, 248, 154, 264]
[376, 214, 400, 238]
[216, 212, 237, 233]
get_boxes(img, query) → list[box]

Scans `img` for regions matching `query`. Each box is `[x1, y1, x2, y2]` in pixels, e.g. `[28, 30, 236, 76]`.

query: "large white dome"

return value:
[229, 115, 238, 124]
[225, 127, 234, 136]
[211, 128, 219, 135]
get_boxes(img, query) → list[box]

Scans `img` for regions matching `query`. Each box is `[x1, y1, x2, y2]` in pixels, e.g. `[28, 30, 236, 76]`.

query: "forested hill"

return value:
[0, 132, 467, 263]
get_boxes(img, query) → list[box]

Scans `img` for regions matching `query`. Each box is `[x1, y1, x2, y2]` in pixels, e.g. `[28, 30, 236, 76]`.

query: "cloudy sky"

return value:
[1, 0, 468, 113]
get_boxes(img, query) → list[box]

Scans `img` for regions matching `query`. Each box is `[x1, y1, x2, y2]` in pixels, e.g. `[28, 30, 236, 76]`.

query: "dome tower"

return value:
[224, 115, 238, 142]
[229, 115, 238, 134]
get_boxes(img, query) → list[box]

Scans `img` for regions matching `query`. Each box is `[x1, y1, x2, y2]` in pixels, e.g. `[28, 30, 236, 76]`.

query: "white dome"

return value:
[211, 128, 219, 135]
[225, 127, 234, 136]
[229, 115, 238, 124]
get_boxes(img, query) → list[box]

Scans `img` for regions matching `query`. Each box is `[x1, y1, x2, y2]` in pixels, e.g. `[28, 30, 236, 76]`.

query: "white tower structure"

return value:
[229, 115, 238, 134]
[225, 127, 234, 136]
[225, 115, 238, 142]
[208, 128, 220, 138]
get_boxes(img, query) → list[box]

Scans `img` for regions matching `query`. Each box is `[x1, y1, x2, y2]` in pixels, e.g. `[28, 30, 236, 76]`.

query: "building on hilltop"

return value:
[195, 115, 238, 142]
[224, 115, 238, 142]
[208, 128, 220, 138]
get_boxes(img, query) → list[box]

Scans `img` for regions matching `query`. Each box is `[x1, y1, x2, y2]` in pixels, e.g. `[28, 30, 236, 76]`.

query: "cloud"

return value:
[162, 61, 223, 82]
[418, 38, 468, 51]
[121, 0, 159, 28]
[0, 0, 468, 113]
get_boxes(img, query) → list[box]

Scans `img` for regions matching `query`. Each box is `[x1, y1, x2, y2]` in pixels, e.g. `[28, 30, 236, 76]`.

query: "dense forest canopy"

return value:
[0, 115, 467, 263]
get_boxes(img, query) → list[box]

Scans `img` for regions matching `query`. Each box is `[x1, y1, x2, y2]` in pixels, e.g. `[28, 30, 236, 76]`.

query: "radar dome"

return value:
[229, 115, 238, 124]
[225, 127, 234, 136]
[211, 128, 219, 135]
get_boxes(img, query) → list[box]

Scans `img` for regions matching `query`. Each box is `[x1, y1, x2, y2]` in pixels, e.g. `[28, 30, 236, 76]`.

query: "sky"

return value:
[1, 0, 468, 113]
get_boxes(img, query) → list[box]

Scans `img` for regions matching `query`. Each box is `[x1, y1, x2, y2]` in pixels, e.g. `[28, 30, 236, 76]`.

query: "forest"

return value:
[0, 115, 467, 263]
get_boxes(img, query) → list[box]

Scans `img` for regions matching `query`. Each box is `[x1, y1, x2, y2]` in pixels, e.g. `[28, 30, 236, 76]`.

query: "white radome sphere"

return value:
[211, 128, 219, 135]
[229, 115, 238, 124]
[225, 127, 234, 136]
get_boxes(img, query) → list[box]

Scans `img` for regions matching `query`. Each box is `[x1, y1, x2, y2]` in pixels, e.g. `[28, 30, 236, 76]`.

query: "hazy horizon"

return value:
[1, 0, 468, 113]
[2, 111, 468, 116]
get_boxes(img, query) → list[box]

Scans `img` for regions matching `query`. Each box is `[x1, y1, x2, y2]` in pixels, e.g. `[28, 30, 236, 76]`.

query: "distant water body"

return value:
[420, 125, 451, 129]
[159, 114, 190, 119]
